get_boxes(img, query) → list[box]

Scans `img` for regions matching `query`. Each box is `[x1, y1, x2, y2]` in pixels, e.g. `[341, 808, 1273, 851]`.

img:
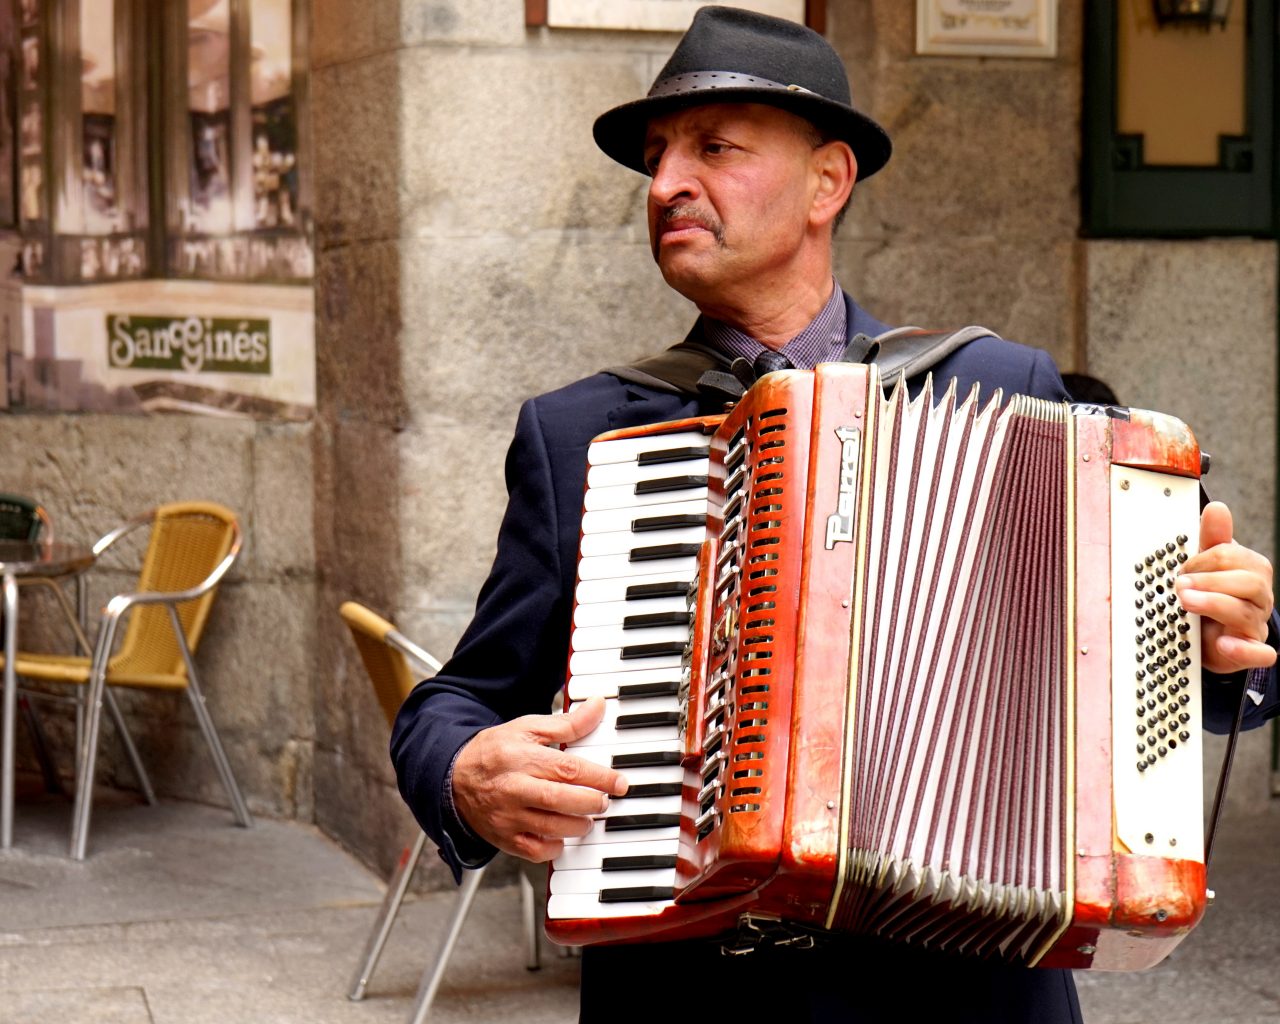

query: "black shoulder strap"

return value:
[603, 325, 995, 398]
[854, 325, 996, 388]
[604, 339, 729, 396]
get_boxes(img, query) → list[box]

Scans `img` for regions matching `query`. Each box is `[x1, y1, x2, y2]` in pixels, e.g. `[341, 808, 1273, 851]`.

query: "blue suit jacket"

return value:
[391, 293, 1279, 1023]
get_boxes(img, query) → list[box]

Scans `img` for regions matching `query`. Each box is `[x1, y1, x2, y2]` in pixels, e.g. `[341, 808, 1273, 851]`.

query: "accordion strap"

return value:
[1204, 670, 1255, 872]
[604, 324, 995, 399]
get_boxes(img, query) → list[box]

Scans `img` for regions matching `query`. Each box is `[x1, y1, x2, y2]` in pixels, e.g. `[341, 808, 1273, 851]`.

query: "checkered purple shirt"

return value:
[701, 281, 847, 370]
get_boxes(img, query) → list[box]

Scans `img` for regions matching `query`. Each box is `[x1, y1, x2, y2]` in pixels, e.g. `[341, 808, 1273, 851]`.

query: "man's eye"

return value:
[704, 142, 727, 156]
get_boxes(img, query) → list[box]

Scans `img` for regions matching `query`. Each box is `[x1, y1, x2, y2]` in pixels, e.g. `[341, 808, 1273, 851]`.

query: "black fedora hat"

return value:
[593, 6, 891, 181]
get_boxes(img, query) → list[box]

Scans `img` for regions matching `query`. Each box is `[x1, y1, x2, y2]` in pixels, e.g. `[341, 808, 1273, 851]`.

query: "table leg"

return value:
[2, 573, 17, 848]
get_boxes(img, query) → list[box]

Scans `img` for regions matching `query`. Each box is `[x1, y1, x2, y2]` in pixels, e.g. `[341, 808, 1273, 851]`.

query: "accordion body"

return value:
[547, 362, 1207, 970]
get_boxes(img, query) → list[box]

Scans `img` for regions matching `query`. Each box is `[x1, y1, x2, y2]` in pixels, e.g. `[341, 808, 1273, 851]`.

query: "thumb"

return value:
[528, 695, 606, 745]
[1200, 500, 1234, 553]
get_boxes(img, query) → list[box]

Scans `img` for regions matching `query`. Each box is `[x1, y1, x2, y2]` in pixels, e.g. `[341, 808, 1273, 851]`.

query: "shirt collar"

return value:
[700, 281, 847, 370]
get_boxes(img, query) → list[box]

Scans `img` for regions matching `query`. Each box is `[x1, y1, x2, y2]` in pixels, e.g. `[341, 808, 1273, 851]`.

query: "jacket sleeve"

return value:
[1202, 611, 1280, 733]
[390, 397, 573, 879]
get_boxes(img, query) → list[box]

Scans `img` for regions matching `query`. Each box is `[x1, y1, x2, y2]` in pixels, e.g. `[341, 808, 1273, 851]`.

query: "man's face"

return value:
[643, 103, 820, 306]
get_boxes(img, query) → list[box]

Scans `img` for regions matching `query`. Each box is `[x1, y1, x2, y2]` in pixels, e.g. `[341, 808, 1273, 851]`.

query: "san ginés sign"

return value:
[107, 315, 272, 375]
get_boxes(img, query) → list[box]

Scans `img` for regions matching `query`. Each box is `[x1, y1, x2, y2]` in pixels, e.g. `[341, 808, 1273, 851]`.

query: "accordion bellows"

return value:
[548, 362, 1207, 971]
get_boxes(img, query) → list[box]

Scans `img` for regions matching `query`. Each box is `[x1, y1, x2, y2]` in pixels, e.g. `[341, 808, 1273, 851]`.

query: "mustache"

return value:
[653, 205, 726, 255]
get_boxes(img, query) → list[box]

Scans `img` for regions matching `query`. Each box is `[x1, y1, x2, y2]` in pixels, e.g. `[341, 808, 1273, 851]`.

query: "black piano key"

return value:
[605, 813, 681, 832]
[637, 445, 710, 466]
[615, 782, 682, 799]
[612, 750, 683, 769]
[625, 581, 689, 601]
[618, 679, 681, 699]
[631, 513, 707, 533]
[635, 474, 707, 496]
[630, 542, 701, 563]
[623, 611, 691, 630]
[621, 641, 686, 660]
[599, 885, 676, 903]
[617, 711, 681, 730]
[602, 854, 678, 871]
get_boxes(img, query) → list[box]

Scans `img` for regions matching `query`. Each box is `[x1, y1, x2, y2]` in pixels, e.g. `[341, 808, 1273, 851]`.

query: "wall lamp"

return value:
[1152, 0, 1231, 28]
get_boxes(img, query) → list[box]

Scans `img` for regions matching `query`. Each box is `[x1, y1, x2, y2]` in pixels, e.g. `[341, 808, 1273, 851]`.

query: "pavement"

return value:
[0, 777, 1276, 1024]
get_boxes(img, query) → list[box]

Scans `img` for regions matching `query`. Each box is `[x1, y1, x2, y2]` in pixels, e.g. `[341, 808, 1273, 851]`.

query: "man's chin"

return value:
[657, 253, 721, 298]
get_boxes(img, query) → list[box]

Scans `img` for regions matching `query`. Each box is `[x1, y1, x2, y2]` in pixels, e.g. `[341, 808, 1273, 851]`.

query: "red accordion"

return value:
[547, 362, 1207, 971]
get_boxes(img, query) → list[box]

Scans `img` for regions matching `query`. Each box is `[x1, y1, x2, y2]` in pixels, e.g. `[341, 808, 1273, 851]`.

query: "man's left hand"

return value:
[1175, 501, 1277, 676]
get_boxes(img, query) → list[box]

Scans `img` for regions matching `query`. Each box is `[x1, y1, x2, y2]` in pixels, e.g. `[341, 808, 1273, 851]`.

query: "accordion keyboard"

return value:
[548, 425, 713, 922]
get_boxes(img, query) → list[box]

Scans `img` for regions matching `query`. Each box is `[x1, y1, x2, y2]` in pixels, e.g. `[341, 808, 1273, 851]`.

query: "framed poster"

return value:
[527, 0, 822, 32]
[916, 0, 1057, 58]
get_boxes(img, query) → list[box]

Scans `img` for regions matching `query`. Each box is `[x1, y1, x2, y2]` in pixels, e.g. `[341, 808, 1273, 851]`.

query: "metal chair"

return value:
[5, 501, 252, 859]
[339, 601, 541, 1023]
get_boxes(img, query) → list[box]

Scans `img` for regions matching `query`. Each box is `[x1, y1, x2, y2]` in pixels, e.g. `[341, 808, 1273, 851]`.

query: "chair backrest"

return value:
[339, 601, 421, 728]
[0, 493, 51, 543]
[110, 502, 239, 682]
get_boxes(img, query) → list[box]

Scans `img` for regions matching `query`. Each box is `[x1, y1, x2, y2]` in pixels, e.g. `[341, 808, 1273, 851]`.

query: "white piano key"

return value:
[599, 794, 682, 818]
[588, 458, 709, 489]
[553, 836, 680, 871]
[575, 577, 692, 606]
[613, 764, 686, 787]
[577, 552, 698, 581]
[584, 482, 708, 513]
[573, 595, 687, 627]
[571, 622, 690, 653]
[568, 647, 683, 677]
[568, 720, 680, 749]
[578, 526, 705, 558]
[547, 892, 674, 920]
[550, 866, 677, 895]
[581, 499, 707, 536]
[587, 430, 712, 466]
[566, 666, 682, 701]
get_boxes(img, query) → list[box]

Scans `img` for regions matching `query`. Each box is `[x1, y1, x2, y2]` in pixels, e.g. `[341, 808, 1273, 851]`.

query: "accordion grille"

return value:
[831, 385, 1073, 963]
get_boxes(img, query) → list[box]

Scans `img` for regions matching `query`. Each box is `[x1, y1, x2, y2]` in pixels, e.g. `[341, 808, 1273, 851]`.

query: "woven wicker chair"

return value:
[340, 601, 541, 1021]
[6, 501, 252, 859]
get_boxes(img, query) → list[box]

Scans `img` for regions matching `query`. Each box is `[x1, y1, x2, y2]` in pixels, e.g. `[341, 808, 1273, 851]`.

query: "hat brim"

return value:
[593, 89, 892, 182]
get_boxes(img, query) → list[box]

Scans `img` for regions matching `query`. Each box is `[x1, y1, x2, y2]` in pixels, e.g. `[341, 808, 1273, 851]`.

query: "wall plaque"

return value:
[916, 0, 1057, 58]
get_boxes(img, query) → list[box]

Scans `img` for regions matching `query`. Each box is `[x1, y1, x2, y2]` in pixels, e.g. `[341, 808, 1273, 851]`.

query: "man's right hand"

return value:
[451, 696, 630, 863]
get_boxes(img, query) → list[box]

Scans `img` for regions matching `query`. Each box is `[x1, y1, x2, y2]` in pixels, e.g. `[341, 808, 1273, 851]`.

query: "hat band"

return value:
[647, 71, 816, 100]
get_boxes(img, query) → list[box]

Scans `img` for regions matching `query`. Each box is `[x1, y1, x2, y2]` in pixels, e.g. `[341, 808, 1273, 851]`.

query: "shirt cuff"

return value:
[441, 743, 497, 870]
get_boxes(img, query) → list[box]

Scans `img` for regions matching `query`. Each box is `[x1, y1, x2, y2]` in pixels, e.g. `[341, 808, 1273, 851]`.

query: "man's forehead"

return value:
[643, 102, 808, 145]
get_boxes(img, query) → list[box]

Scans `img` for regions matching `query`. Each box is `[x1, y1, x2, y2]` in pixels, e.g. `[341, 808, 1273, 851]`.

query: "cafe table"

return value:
[0, 540, 95, 848]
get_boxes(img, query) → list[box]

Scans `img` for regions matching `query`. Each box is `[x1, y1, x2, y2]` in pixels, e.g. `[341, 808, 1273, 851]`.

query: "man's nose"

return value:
[649, 149, 700, 206]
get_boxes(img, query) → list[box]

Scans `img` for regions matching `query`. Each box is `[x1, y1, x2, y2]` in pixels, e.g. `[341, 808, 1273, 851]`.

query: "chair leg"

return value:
[70, 616, 119, 860]
[348, 830, 427, 1001]
[406, 866, 484, 1024]
[519, 869, 541, 971]
[102, 688, 156, 805]
[168, 607, 251, 828]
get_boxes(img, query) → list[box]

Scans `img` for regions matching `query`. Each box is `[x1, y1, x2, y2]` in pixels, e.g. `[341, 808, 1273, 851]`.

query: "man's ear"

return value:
[810, 140, 856, 229]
